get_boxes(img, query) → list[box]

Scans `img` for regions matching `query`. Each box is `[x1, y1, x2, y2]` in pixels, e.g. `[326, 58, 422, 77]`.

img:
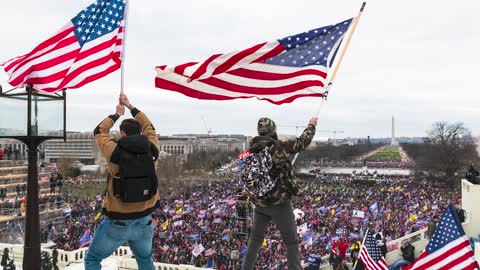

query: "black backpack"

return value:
[240, 146, 279, 199]
[113, 145, 158, 203]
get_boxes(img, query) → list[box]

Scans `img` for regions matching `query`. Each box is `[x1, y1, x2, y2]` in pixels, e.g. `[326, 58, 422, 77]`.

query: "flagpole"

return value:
[120, 0, 130, 94]
[323, 1, 366, 97]
[353, 228, 369, 270]
[292, 2, 366, 165]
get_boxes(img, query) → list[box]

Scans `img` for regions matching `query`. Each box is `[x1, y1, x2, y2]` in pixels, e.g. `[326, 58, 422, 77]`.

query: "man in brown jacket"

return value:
[85, 94, 159, 270]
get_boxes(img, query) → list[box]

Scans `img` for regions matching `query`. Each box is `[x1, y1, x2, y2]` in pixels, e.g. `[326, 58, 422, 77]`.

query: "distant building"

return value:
[44, 132, 98, 164]
[161, 134, 250, 155]
[158, 136, 195, 155]
[0, 138, 44, 160]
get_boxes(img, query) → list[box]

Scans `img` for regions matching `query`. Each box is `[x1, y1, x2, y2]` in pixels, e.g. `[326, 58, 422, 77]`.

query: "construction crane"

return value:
[278, 125, 345, 145]
[318, 130, 345, 146]
[201, 116, 212, 136]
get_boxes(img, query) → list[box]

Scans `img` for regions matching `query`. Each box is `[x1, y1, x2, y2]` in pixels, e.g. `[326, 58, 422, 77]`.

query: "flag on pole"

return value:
[155, 18, 353, 105]
[403, 205, 479, 270]
[358, 231, 388, 270]
[1, 0, 126, 92]
[79, 230, 92, 247]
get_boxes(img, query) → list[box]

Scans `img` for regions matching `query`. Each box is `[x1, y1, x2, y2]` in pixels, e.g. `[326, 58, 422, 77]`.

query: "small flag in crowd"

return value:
[161, 220, 169, 228]
[369, 202, 379, 219]
[176, 208, 183, 214]
[358, 230, 388, 270]
[94, 212, 102, 221]
[353, 210, 365, 218]
[409, 214, 417, 222]
[293, 208, 305, 220]
[79, 230, 92, 247]
[192, 244, 205, 257]
[240, 244, 247, 254]
[403, 205, 479, 270]
[155, 18, 353, 105]
[1, 0, 126, 92]
[297, 223, 308, 235]
[262, 239, 268, 247]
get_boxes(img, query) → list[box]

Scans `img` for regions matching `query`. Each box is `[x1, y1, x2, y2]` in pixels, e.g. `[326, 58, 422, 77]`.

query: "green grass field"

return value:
[368, 146, 402, 161]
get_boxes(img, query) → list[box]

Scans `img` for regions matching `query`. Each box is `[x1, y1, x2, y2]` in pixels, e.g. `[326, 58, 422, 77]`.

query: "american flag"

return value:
[359, 231, 388, 270]
[403, 205, 479, 270]
[1, 0, 125, 92]
[155, 18, 353, 105]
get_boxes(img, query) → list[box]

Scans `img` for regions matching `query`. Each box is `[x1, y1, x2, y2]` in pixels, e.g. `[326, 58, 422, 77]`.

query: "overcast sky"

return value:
[1, 0, 479, 139]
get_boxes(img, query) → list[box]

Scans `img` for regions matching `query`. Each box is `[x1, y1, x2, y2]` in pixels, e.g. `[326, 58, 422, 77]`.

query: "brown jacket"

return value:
[94, 108, 160, 219]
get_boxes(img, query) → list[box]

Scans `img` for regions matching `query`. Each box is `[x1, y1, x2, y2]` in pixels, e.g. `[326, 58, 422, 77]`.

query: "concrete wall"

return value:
[462, 179, 480, 238]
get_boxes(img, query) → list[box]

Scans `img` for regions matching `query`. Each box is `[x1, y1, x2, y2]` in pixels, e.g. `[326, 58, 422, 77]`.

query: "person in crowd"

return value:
[426, 215, 439, 239]
[455, 203, 466, 223]
[0, 149, 4, 160]
[0, 188, 6, 200]
[21, 184, 26, 196]
[5, 148, 12, 160]
[85, 93, 160, 270]
[305, 248, 322, 270]
[466, 164, 479, 184]
[1, 248, 10, 268]
[336, 260, 349, 270]
[388, 240, 415, 270]
[375, 232, 387, 258]
[40, 161, 46, 173]
[57, 177, 63, 194]
[240, 117, 317, 270]
[15, 185, 20, 197]
[50, 173, 57, 194]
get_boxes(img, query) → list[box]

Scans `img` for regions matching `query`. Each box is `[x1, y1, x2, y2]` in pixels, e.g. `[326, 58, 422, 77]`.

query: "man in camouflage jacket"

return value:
[241, 117, 317, 270]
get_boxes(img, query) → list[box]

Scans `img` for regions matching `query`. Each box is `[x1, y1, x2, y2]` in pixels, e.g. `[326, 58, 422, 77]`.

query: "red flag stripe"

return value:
[438, 250, 476, 270]
[202, 77, 324, 95]
[211, 42, 268, 76]
[5, 34, 78, 75]
[9, 48, 80, 86]
[11, 33, 121, 87]
[408, 240, 470, 269]
[252, 43, 285, 63]
[188, 54, 223, 81]
[228, 67, 327, 81]
[155, 77, 323, 105]
[174, 62, 197, 75]
[360, 249, 386, 270]
[2, 25, 74, 70]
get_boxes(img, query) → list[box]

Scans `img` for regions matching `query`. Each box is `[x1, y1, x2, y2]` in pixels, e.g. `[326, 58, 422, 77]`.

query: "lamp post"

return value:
[0, 84, 66, 269]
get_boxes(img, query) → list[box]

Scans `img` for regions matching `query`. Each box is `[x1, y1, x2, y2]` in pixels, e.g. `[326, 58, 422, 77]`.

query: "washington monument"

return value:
[391, 116, 398, 146]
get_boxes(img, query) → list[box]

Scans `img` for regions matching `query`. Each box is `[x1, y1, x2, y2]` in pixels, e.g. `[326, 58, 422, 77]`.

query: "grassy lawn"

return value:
[368, 147, 402, 161]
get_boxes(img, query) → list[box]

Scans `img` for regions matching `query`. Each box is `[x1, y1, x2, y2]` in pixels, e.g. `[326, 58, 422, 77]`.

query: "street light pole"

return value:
[23, 139, 42, 269]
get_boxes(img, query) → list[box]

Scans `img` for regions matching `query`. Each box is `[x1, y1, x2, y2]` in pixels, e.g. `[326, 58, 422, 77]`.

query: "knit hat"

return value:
[257, 117, 277, 136]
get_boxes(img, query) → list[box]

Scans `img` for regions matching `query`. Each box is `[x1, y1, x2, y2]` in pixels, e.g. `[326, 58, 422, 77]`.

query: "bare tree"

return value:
[422, 122, 478, 183]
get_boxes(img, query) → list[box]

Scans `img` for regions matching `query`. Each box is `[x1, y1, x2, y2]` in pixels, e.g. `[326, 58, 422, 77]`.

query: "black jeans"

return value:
[241, 201, 301, 270]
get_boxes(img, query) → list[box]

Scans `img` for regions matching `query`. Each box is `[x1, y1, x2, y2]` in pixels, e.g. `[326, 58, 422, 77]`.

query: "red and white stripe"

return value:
[1, 21, 124, 92]
[402, 237, 479, 270]
[155, 41, 329, 105]
[359, 247, 388, 270]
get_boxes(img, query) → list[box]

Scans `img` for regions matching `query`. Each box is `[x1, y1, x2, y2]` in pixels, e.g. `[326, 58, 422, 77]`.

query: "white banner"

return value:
[353, 210, 365, 218]
[192, 244, 205, 257]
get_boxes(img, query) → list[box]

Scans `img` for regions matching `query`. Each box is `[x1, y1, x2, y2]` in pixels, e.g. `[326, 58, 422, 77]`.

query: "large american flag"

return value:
[359, 231, 388, 270]
[0, 0, 125, 92]
[403, 205, 479, 270]
[155, 18, 353, 105]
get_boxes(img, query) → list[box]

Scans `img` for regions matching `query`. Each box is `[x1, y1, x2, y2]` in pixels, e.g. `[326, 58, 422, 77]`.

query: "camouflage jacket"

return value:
[249, 124, 316, 207]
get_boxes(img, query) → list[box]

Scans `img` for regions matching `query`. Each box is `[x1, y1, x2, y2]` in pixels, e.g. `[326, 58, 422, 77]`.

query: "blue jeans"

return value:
[85, 215, 154, 270]
[388, 258, 410, 270]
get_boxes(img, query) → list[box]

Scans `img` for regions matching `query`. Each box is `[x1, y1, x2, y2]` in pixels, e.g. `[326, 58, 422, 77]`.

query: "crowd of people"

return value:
[29, 172, 458, 269]
[0, 148, 22, 161]
[309, 160, 415, 169]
